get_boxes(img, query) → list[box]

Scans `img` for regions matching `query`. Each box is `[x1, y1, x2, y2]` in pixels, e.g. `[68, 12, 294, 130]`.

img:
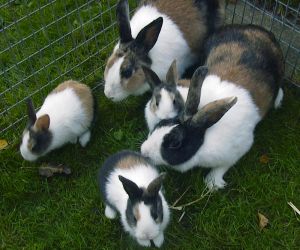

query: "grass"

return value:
[1, 1, 300, 249]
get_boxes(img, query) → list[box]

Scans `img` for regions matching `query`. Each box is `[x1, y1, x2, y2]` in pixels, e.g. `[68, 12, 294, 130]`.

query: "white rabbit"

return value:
[141, 24, 284, 190]
[104, 0, 225, 101]
[20, 80, 94, 161]
[98, 150, 170, 248]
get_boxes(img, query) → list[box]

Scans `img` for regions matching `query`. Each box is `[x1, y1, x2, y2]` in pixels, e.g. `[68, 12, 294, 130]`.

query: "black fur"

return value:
[144, 194, 163, 223]
[98, 150, 149, 209]
[205, 24, 283, 98]
[161, 123, 205, 165]
[126, 199, 138, 227]
[27, 98, 37, 126]
[183, 66, 208, 120]
[116, 0, 133, 43]
[194, 0, 223, 36]
[152, 117, 180, 133]
[205, 25, 248, 55]
[29, 128, 52, 155]
[134, 17, 163, 53]
[154, 84, 185, 116]
[142, 65, 162, 90]
[98, 151, 165, 227]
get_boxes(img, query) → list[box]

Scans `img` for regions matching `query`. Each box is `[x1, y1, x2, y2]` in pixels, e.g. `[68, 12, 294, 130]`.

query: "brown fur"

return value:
[192, 97, 237, 125]
[177, 79, 191, 88]
[104, 54, 118, 78]
[146, 0, 208, 54]
[116, 155, 150, 169]
[150, 97, 158, 113]
[134, 206, 141, 221]
[125, 68, 146, 92]
[35, 114, 50, 131]
[206, 31, 283, 117]
[52, 80, 94, 122]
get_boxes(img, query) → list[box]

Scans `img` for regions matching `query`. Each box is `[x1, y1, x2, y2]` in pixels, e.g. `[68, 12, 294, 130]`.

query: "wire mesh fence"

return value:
[0, 0, 299, 143]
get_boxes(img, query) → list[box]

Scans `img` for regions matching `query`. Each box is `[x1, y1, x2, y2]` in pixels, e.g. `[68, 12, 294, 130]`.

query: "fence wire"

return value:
[0, 0, 299, 142]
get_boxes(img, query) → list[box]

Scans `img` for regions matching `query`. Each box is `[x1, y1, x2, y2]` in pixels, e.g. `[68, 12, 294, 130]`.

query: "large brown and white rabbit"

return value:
[98, 150, 170, 248]
[104, 0, 225, 101]
[20, 80, 94, 161]
[141, 24, 284, 190]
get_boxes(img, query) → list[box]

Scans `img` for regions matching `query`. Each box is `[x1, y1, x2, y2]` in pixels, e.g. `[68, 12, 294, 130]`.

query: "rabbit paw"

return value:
[153, 233, 164, 247]
[79, 130, 91, 147]
[205, 170, 227, 191]
[137, 239, 151, 247]
[105, 205, 117, 219]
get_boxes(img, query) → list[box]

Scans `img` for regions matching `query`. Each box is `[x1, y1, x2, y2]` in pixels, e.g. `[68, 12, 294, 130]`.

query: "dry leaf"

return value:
[0, 139, 8, 150]
[39, 163, 71, 178]
[258, 212, 269, 229]
[259, 154, 270, 164]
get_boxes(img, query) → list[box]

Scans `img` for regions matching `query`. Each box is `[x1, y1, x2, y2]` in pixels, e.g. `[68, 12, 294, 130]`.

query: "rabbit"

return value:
[98, 150, 170, 248]
[143, 60, 205, 132]
[20, 80, 94, 161]
[104, 0, 225, 101]
[141, 24, 284, 190]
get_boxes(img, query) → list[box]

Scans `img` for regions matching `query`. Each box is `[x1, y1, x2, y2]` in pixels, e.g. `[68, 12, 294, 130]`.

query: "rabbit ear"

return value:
[165, 60, 178, 86]
[183, 66, 208, 121]
[135, 17, 163, 53]
[191, 96, 238, 128]
[35, 114, 50, 131]
[27, 98, 37, 125]
[116, 0, 133, 44]
[146, 172, 166, 197]
[142, 66, 161, 90]
[119, 175, 143, 200]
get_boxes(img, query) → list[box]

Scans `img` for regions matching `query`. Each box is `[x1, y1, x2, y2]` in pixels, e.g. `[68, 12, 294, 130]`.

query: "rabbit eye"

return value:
[156, 99, 159, 107]
[121, 68, 133, 79]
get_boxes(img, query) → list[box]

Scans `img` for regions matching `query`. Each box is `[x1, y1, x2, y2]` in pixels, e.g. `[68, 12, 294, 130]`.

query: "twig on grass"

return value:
[170, 187, 211, 210]
[171, 186, 191, 208]
[178, 211, 186, 223]
[287, 201, 300, 216]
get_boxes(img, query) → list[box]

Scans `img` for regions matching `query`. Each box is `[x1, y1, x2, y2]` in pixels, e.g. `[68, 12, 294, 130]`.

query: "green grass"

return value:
[1, 1, 300, 250]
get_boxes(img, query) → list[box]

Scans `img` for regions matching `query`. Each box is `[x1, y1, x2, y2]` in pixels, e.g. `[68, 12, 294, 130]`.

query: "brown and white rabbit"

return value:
[141, 24, 284, 190]
[98, 150, 170, 247]
[20, 80, 94, 161]
[104, 0, 225, 101]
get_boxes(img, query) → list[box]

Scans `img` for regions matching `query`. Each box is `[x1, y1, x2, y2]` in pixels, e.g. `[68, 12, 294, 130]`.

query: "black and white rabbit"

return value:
[144, 60, 196, 132]
[98, 150, 170, 248]
[104, 0, 225, 101]
[141, 24, 284, 190]
[20, 80, 94, 161]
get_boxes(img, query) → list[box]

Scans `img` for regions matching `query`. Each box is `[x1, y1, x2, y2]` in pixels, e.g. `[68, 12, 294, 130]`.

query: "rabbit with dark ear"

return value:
[20, 80, 94, 161]
[104, 0, 225, 101]
[98, 150, 170, 248]
[141, 24, 284, 190]
[143, 60, 208, 132]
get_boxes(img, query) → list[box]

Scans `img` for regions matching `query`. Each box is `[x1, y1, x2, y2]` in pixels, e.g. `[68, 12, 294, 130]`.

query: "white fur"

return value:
[104, 5, 196, 101]
[141, 75, 261, 190]
[104, 164, 170, 248]
[145, 86, 189, 131]
[20, 88, 92, 161]
[274, 88, 284, 108]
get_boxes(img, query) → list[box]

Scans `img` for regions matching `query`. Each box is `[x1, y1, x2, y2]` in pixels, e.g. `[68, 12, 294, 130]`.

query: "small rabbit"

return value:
[141, 24, 284, 190]
[143, 60, 205, 132]
[20, 80, 94, 161]
[104, 0, 225, 101]
[98, 150, 170, 248]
